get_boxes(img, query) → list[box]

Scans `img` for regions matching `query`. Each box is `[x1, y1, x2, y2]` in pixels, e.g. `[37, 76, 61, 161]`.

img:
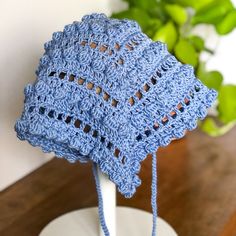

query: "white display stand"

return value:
[39, 169, 177, 236]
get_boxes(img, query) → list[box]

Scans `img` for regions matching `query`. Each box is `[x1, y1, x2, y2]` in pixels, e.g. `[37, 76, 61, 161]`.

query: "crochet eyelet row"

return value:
[48, 71, 119, 108]
[28, 105, 125, 165]
[135, 86, 200, 142]
[78, 34, 144, 69]
[129, 55, 178, 106]
[57, 33, 143, 68]
[78, 33, 141, 54]
[47, 54, 177, 109]
[59, 29, 142, 51]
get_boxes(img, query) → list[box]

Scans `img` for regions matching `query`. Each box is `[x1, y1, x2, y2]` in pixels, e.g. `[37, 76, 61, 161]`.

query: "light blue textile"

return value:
[15, 13, 217, 235]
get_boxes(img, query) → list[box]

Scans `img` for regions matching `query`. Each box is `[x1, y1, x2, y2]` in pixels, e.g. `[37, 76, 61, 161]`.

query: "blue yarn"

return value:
[151, 152, 157, 236]
[92, 163, 110, 236]
[15, 13, 217, 235]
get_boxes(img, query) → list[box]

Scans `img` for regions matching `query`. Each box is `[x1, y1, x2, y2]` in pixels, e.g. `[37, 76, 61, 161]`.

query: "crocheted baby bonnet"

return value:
[15, 13, 217, 235]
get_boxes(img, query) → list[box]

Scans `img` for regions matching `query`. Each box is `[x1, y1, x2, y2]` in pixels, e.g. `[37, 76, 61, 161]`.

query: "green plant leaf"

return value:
[165, 4, 188, 25]
[148, 3, 168, 22]
[123, 0, 158, 10]
[197, 63, 223, 91]
[199, 71, 223, 91]
[153, 21, 178, 51]
[218, 85, 236, 123]
[188, 35, 205, 51]
[216, 9, 236, 34]
[166, 0, 215, 11]
[191, 1, 234, 25]
[200, 117, 236, 137]
[111, 8, 151, 30]
[145, 19, 163, 38]
[189, 0, 215, 11]
[174, 39, 198, 66]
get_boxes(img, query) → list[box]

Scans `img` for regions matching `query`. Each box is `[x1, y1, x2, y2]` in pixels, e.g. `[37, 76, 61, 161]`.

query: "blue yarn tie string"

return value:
[151, 152, 158, 236]
[92, 163, 110, 236]
[93, 154, 157, 236]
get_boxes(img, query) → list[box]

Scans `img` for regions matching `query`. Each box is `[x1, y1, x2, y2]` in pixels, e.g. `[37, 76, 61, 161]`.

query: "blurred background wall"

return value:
[0, 0, 235, 191]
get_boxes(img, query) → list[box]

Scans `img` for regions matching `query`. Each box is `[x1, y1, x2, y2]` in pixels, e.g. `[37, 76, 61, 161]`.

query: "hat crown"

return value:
[38, 13, 158, 101]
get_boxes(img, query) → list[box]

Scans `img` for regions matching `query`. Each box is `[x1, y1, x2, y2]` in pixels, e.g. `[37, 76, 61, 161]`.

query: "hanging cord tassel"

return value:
[151, 152, 158, 236]
[92, 163, 110, 236]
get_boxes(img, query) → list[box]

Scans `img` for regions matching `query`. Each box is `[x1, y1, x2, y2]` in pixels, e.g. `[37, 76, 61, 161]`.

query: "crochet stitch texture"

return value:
[15, 13, 217, 199]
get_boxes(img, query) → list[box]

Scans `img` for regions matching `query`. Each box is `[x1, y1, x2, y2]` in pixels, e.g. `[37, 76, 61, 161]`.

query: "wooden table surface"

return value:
[0, 128, 236, 236]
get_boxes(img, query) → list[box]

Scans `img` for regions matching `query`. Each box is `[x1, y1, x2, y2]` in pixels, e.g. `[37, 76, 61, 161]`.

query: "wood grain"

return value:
[0, 128, 236, 236]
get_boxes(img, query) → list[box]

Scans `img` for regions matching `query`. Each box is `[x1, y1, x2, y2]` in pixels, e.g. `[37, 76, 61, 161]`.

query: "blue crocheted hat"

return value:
[15, 13, 217, 235]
